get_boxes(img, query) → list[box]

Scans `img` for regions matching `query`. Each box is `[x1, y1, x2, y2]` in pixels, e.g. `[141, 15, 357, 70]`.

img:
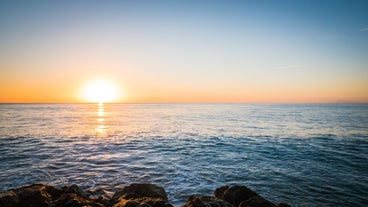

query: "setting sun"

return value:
[81, 79, 120, 103]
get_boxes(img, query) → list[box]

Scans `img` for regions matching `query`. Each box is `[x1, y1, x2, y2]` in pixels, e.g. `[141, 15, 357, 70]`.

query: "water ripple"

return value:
[1, 104, 368, 206]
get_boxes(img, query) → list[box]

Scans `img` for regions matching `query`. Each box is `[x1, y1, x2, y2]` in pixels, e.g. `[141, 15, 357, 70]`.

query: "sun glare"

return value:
[81, 79, 120, 103]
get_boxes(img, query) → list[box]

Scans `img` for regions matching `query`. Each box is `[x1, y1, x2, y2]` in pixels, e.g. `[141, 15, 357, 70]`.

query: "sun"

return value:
[81, 79, 120, 103]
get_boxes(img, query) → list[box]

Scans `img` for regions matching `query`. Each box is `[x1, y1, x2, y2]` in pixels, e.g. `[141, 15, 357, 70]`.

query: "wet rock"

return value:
[0, 183, 289, 207]
[14, 184, 52, 207]
[92, 195, 111, 206]
[182, 195, 234, 207]
[45, 185, 64, 200]
[51, 193, 105, 207]
[112, 199, 141, 207]
[214, 186, 229, 200]
[112, 183, 168, 202]
[50, 184, 107, 207]
[219, 186, 259, 207]
[0, 190, 19, 207]
[63, 184, 88, 199]
[239, 197, 275, 207]
[110, 183, 170, 207]
[275, 203, 290, 207]
[112, 197, 172, 207]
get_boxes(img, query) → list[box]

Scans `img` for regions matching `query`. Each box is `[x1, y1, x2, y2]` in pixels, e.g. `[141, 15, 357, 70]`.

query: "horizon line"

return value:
[0, 101, 367, 105]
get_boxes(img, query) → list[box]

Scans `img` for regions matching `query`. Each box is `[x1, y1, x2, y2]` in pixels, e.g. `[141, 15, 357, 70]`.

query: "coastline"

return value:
[0, 183, 290, 207]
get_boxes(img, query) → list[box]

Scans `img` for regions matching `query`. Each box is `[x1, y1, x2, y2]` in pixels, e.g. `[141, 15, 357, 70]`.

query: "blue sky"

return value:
[0, 0, 367, 103]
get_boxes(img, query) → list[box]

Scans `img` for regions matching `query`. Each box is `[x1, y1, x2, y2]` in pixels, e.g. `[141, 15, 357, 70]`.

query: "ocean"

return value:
[0, 104, 367, 206]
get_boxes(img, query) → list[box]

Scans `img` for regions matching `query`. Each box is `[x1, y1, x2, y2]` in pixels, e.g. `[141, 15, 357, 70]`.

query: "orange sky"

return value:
[1, 1, 367, 103]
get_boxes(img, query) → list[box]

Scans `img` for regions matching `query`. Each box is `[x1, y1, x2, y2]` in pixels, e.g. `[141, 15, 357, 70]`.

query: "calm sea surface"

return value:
[0, 104, 367, 206]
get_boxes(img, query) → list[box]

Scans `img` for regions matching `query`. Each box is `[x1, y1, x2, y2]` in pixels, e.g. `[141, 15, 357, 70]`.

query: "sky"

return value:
[0, 0, 367, 103]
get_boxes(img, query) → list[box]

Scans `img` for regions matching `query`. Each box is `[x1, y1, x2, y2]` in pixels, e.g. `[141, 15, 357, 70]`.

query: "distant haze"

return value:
[0, 0, 367, 103]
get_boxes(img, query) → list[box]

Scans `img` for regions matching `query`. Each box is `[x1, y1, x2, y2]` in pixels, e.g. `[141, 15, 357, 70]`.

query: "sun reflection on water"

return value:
[96, 103, 106, 135]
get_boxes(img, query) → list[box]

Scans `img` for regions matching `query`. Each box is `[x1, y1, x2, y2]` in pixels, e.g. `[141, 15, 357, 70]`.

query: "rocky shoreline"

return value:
[0, 183, 290, 207]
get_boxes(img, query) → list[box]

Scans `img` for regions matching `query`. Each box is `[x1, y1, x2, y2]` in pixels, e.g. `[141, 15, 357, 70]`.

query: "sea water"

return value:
[0, 104, 367, 206]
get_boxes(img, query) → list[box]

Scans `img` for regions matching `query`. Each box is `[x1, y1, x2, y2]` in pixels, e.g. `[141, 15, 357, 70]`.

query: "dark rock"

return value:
[221, 186, 259, 207]
[214, 186, 229, 200]
[63, 184, 88, 199]
[112, 199, 141, 207]
[110, 183, 170, 207]
[14, 184, 52, 207]
[92, 195, 110, 206]
[112, 183, 168, 202]
[45, 185, 64, 200]
[112, 197, 173, 207]
[239, 197, 275, 207]
[182, 195, 234, 207]
[0, 190, 19, 207]
[51, 193, 105, 207]
[275, 203, 290, 207]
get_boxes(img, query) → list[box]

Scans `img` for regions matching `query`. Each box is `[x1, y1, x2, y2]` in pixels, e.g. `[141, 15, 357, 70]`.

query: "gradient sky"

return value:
[0, 0, 367, 103]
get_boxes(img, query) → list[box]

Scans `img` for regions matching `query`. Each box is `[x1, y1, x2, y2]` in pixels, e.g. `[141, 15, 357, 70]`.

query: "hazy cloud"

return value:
[360, 27, 368, 32]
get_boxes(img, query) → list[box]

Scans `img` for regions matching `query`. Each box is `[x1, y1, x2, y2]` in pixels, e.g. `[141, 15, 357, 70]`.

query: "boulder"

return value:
[0, 190, 19, 207]
[110, 183, 171, 207]
[14, 184, 52, 207]
[45, 185, 64, 201]
[51, 193, 105, 207]
[112, 197, 171, 207]
[112, 183, 168, 202]
[62, 184, 88, 199]
[182, 195, 234, 207]
[216, 186, 259, 207]
[50, 184, 106, 207]
[213, 186, 229, 200]
[275, 203, 290, 207]
[239, 197, 275, 207]
[92, 195, 111, 206]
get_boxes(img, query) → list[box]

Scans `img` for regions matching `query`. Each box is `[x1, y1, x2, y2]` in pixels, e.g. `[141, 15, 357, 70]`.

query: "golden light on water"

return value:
[80, 79, 121, 103]
[96, 103, 106, 134]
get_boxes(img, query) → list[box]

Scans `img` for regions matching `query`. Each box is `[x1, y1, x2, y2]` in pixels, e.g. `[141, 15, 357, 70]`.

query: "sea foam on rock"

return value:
[0, 183, 290, 207]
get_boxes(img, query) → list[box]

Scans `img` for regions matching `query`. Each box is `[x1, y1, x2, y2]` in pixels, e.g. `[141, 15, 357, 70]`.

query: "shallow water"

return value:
[0, 104, 367, 206]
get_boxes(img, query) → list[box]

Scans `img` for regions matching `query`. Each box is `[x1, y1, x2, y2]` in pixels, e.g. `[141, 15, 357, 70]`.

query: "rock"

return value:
[51, 193, 105, 207]
[110, 183, 171, 207]
[239, 197, 275, 207]
[92, 195, 110, 206]
[275, 203, 290, 207]
[14, 184, 52, 207]
[45, 185, 64, 200]
[51, 184, 106, 207]
[182, 195, 234, 207]
[112, 197, 172, 207]
[112, 183, 168, 202]
[0, 190, 19, 207]
[214, 186, 229, 200]
[63, 184, 88, 199]
[220, 186, 259, 207]
[112, 199, 141, 207]
[0, 183, 289, 207]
